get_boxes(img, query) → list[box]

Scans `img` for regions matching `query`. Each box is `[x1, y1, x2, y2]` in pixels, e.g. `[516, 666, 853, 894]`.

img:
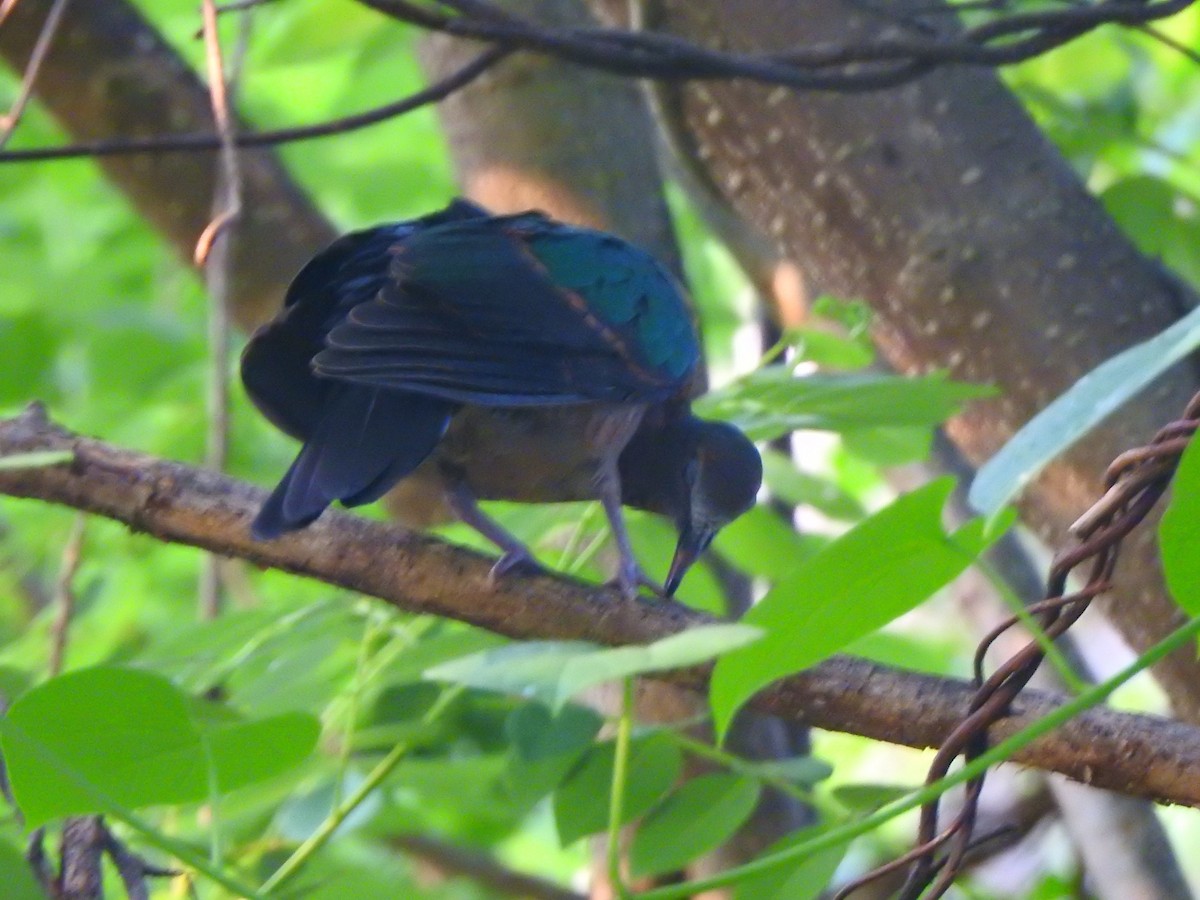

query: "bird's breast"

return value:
[432, 403, 645, 503]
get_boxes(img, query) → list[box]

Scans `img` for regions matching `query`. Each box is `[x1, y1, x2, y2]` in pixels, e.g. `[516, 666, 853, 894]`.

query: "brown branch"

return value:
[0, 45, 511, 165]
[356, 0, 1196, 90]
[0, 0, 70, 148]
[1, 404, 1199, 808]
[196, 0, 248, 620]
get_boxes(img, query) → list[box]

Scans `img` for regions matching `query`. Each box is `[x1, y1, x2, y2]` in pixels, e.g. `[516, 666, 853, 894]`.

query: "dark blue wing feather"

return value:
[241, 199, 488, 440]
[312, 217, 698, 405]
[252, 387, 452, 539]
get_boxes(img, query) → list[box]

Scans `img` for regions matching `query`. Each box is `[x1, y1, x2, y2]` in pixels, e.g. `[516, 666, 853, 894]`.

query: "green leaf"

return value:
[1159, 435, 1200, 617]
[553, 733, 682, 845]
[630, 773, 760, 876]
[1, 667, 208, 826]
[0, 666, 318, 827]
[204, 712, 321, 794]
[743, 756, 834, 787]
[1102, 177, 1200, 287]
[732, 827, 846, 900]
[710, 478, 1005, 740]
[427, 625, 762, 711]
[697, 370, 993, 442]
[713, 507, 823, 580]
[0, 450, 73, 471]
[505, 704, 602, 762]
[424, 641, 598, 707]
[761, 450, 866, 521]
[0, 840, 50, 900]
[833, 783, 916, 813]
[970, 303, 1200, 517]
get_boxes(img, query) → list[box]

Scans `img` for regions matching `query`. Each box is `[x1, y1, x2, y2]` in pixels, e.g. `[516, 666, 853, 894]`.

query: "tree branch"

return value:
[1, 403, 1198, 808]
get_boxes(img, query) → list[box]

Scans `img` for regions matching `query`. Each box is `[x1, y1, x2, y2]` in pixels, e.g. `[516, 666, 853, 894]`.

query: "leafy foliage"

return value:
[0, 0, 1197, 897]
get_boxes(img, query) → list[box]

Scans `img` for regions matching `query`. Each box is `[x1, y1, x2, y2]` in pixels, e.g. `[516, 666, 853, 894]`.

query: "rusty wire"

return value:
[837, 390, 1200, 899]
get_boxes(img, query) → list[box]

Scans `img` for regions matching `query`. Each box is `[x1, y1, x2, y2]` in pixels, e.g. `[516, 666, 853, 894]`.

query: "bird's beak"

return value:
[664, 525, 715, 597]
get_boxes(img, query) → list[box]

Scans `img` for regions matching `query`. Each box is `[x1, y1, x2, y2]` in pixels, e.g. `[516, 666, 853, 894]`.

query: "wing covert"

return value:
[313, 217, 699, 406]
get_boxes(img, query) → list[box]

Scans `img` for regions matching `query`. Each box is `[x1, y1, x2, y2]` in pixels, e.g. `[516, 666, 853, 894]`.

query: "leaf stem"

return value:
[259, 685, 463, 895]
[606, 677, 634, 900]
[662, 731, 841, 820]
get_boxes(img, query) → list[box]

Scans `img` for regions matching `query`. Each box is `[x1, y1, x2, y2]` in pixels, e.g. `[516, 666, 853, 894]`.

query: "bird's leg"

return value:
[444, 481, 542, 584]
[596, 462, 666, 601]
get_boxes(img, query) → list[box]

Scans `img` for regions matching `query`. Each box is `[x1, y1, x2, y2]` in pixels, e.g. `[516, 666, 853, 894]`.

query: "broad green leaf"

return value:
[1102, 177, 1200, 287]
[550, 625, 763, 708]
[204, 712, 321, 794]
[553, 733, 682, 845]
[505, 738, 596, 810]
[427, 625, 762, 710]
[424, 641, 598, 707]
[1159, 435, 1200, 617]
[0, 840, 50, 900]
[711, 478, 1006, 740]
[505, 704, 602, 762]
[970, 304, 1200, 516]
[503, 705, 603, 809]
[743, 756, 834, 787]
[0, 450, 72, 471]
[630, 773, 760, 876]
[0, 666, 318, 827]
[787, 328, 873, 369]
[761, 449, 866, 521]
[697, 371, 993, 442]
[732, 827, 847, 900]
[841, 425, 933, 467]
[1, 667, 208, 826]
[833, 783, 916, 813]
[713, 507, 824, 580]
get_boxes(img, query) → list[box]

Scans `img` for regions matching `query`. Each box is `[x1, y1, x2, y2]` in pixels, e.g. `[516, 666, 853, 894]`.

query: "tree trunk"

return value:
[628, 0, 1200, 720]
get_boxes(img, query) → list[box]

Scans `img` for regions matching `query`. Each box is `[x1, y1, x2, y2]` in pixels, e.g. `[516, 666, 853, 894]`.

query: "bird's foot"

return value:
[608, 560, 668, 602]
[487, 547, 544, 587]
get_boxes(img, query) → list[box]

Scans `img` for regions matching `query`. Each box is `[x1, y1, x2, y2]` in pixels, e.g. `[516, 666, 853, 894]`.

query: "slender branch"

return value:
[48, 512, 85, 677]
[0, 46, 511, 164]
[0, 0, 70, 149]
[1, 0, 1193, 164]
[2, 404, 1200, 807]
[196, 0, 249, 621]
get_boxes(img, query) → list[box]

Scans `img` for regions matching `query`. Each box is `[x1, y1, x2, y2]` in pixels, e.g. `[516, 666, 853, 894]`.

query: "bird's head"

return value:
[662, 419, 762, 597]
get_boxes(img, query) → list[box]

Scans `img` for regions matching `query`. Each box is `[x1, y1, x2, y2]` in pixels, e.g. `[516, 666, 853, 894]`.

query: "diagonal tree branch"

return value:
[1, 403, 1199, 808]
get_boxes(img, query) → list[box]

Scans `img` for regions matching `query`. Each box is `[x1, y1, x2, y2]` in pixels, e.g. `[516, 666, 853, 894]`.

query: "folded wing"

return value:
[313, 217, 699, 407]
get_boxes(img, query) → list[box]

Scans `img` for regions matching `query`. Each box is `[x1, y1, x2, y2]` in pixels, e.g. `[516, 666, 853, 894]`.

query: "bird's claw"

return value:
[487, 547, 543, 586]
[609, 561, 668, 602]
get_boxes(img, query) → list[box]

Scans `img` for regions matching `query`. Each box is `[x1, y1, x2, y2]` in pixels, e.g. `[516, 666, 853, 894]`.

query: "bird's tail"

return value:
[252, 387, 452, 539]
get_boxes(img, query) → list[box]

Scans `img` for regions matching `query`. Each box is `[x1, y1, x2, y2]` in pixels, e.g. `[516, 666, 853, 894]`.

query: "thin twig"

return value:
[0, 46, 511, 164]
[0, 0, 1194, 164]
[0, 0, 70, 149]
[197, 0, 250, 620]
[48, 512, 85, 677]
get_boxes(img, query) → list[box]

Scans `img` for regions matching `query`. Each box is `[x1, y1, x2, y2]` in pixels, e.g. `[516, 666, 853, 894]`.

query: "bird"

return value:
[241, 199, 761, 598]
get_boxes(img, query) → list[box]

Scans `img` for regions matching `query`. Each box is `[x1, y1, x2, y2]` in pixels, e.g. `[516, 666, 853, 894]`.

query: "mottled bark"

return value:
[628, 0, 1200, 719]
[0, 0, 336, 329]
